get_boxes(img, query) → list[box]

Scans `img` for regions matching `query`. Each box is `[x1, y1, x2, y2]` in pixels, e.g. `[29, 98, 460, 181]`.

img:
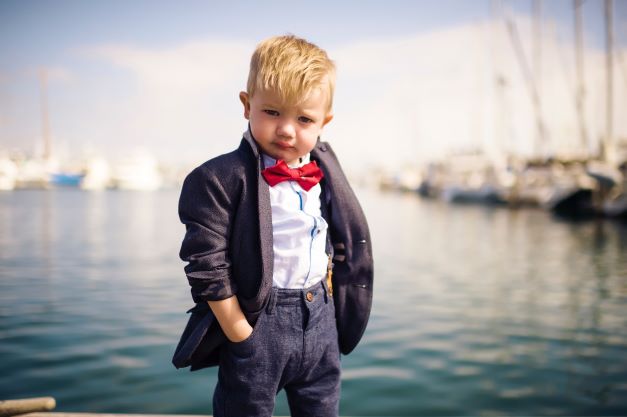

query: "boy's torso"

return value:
[261, 153, 329, 289]
[175, 131, 373, 370]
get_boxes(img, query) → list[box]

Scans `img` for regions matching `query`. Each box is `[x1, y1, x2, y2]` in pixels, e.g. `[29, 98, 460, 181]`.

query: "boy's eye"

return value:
[263, 110, 279, 116]
[298, 116, 314, 123]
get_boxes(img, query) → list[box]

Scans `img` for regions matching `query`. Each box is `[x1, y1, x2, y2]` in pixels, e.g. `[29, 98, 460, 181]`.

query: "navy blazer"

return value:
[173, 132, 373, 371]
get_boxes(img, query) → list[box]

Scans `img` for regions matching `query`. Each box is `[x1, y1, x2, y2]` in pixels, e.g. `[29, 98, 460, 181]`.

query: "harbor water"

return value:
[1, 188, 626, 416]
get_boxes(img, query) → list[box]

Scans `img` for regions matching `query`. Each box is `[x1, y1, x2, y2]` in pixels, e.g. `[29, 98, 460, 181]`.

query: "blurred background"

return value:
[1, 0, 627, 416]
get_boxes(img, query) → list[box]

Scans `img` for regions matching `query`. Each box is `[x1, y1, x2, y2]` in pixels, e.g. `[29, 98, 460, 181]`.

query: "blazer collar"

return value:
[243, 126, 261, 158]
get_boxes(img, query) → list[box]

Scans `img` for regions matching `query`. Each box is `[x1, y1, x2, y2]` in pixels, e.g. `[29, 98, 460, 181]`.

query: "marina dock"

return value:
[0, 398, 294, 417]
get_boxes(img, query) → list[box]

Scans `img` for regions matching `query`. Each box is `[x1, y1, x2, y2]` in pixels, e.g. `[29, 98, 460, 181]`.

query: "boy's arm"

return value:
[179, 166, 243, 333]
[207, 296, 253, 343]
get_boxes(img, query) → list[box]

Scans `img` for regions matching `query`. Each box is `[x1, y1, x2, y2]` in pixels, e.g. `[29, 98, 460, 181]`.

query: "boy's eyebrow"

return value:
[299, 109, 317, 118]
[259, 99, 322, 116]
[298, 106, 321, 116]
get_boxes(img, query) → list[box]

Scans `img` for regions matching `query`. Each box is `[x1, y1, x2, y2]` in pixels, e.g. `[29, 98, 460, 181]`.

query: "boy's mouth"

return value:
[274, 141, 294, 149]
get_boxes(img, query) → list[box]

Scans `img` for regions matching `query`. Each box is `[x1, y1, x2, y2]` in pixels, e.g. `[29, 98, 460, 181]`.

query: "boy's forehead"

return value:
[254, 87, 330, 111]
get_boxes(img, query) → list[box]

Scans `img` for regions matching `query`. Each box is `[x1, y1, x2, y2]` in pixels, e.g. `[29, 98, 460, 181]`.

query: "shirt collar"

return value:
[262, 153, 311, 169]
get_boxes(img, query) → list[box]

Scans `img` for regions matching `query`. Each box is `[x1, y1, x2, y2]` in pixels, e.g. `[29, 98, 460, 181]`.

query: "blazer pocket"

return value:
[226, 310, 267, 359]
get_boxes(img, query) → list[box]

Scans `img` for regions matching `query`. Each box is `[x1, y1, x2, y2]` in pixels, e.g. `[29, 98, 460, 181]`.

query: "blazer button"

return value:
[306, 291, 314, 302]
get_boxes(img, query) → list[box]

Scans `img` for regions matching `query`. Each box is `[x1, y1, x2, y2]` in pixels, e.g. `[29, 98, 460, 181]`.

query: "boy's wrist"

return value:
[226, 319, 253, 343]
[206, 297, 253, 343]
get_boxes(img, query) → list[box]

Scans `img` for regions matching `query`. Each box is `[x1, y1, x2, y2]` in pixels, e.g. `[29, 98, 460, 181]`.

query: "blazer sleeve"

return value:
[178, 165, 238, 302]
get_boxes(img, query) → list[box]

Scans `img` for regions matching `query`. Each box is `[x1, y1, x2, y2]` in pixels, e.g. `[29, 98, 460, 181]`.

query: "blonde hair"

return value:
[246, 35, 336, 111]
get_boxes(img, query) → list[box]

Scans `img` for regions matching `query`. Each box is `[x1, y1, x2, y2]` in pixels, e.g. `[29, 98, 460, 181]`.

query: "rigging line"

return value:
[551, 26, 581, 127]
[501, 0, 549, 151]
[616, 25, 627, 91]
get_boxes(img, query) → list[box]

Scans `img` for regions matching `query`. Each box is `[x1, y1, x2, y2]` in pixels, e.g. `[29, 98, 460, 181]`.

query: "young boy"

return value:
[173, 35, 373, 417]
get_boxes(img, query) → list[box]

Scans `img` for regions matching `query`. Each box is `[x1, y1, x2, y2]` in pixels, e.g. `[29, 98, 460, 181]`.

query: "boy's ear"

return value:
[239, 91, 251, 120]
[322, 113, 334, 127]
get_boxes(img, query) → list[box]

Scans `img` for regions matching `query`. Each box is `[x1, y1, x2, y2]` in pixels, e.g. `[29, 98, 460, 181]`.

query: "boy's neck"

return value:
[262, 153, 310, 169]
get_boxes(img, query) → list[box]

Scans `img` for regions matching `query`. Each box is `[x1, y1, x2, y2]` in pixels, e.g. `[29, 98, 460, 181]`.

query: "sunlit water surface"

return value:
[1, 188, 626, 416]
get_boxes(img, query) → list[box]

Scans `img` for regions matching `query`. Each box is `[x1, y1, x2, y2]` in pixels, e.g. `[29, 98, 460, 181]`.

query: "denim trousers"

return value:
[213, 280, 341, 417]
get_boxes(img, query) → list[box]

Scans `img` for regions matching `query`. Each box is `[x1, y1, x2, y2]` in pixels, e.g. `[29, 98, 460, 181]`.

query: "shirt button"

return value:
[306, 291, 314, 302]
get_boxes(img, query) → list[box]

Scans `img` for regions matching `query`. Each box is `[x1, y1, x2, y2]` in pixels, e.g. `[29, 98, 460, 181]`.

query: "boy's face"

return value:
[240, 87, 333, 166]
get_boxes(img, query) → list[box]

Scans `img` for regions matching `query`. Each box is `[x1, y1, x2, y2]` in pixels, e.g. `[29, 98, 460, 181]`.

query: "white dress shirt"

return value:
[262, 153, 329, 289]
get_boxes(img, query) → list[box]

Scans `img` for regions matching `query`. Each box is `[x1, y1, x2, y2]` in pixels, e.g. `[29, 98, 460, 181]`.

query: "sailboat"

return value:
[582, 0, 627, 219]
[81, 157, 111, 190]
[536, 0, 626, 219]
[111, 152, 163, 191]
[0, 156, 18, 190]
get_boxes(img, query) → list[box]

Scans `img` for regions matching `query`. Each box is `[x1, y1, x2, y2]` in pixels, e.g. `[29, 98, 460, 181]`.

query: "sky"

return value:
[1, 0, 626, 172]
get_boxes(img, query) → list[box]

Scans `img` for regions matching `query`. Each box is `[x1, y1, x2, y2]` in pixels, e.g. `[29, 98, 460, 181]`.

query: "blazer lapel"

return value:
[243, 130, 274, 311]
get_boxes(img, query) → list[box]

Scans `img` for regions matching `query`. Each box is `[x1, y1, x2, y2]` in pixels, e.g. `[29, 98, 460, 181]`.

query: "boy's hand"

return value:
[207, 296, 254, 343]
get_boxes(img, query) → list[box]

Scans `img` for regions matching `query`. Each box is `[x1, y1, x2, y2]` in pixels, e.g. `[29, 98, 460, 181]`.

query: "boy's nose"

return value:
[276, 121, 295, 138]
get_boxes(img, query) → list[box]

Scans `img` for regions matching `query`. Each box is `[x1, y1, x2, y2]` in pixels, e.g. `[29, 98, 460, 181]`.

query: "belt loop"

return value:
[266, 288, 277, 314]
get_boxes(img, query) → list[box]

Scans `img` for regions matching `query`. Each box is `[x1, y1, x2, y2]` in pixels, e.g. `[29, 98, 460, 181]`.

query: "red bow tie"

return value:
[261, 160, 324, 191]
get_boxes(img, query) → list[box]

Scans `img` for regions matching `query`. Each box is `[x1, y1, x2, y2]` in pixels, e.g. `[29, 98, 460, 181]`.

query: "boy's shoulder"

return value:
[185, 138, 255, 184]
[311, 140, 344, 173]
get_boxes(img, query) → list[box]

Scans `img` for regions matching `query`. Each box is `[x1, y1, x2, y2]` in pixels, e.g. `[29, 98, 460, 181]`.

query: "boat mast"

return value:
[502, 0, 548, 160]
[604, 0, 615, 165]
[533, 0, 542, 151]
[38, 68, 51, 161]
[574, 0, 588, 154]
[491, 0, 508, 159]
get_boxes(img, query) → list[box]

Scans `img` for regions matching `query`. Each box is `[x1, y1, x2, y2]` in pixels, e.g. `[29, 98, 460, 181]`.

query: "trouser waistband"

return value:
[266, 279, 330, 313]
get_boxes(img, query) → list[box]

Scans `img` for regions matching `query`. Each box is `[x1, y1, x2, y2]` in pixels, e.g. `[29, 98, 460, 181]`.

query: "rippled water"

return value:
[1, 188, 626, 416]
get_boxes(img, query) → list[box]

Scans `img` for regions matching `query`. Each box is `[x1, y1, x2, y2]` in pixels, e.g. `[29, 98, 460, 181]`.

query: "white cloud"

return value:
[82, 40, 253, 164]
[43, 66, 74, 83]
[8, 18, 624, 171]
[326, 18, 627, 171]
[91, 40, 251, 91]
